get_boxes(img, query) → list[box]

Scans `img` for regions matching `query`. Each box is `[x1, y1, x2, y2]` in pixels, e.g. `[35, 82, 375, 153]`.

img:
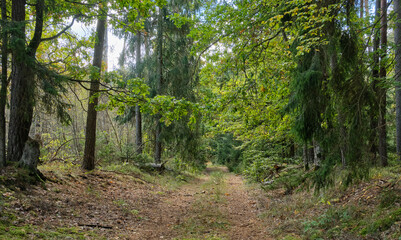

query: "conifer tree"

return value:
[395, 0, 401, 161]
[378, 0, 388, 166]
[135, 28, 143, 154]
[8, 0, 44, 163]
[83, 12, 107, 170]
[0, 0, 8, 167]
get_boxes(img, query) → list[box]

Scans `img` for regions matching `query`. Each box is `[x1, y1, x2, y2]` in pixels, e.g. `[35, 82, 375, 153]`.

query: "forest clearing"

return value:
[4, 0, 401, 239]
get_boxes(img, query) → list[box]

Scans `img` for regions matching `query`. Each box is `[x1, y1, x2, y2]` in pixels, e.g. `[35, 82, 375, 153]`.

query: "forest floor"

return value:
[2, 163, 401, 239]
[0, 163, 272, 239]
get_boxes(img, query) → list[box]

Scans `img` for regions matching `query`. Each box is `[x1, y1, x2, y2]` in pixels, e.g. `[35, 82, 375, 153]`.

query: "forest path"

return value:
[135, 164, 272, 240]
[7, 164, 271, 239]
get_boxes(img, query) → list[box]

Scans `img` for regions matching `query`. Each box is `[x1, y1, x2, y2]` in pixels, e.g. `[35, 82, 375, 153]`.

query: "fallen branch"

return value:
[78, 224, 113, 229]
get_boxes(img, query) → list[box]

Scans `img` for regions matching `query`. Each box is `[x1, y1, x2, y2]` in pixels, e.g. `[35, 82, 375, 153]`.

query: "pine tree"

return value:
[135, 28, 143, 155]
[83, 13, 107, 170]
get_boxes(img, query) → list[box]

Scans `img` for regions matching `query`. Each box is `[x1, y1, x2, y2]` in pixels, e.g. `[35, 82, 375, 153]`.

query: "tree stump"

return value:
[19, 136, 45, 180]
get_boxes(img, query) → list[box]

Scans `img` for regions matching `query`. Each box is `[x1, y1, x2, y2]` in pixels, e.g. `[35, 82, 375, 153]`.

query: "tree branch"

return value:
[40, 16, 78, 42]
[65, 0, 98, 6]
[28, 0, 44, 56]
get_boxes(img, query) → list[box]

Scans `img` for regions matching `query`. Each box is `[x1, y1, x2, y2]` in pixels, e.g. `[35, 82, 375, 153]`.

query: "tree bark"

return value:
[378, 0, 388, 166]
[82, 15, 107, 170]
[135, 30, 143, 154]
[395, 0, 401, 161]
[0, 0, 9, 166]
[8, 0, 44, 163]
[303, 144, 309, 171]
[154, 7, 163, 164]
[370, 0, 381, 163]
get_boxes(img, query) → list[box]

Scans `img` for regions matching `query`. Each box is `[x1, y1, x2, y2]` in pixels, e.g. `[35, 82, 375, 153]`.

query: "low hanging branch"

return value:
[40, 15, 80, 42]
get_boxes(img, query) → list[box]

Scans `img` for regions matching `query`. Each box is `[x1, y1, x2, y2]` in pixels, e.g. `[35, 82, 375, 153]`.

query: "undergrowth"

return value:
[260, 165, 401, 239]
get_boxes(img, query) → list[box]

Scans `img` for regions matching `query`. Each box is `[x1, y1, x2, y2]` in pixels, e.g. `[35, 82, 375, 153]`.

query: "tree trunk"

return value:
[370, 0, 381, 163]
[313, 139, 320, 167]
[303, 144, 309, 171]
[82, 15, 107, 170]
[0, 0, 9, 167]
[339, 112, 347, 168]
[8, 0, 43, 163]
[135, 30, 143, 154]
[395, 0, 401, 161]
[154, 7, 164, 164]
[378, 0, 388, 166]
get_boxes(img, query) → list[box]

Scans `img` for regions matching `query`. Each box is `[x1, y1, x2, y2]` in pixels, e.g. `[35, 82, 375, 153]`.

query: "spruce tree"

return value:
[0, 0, 8, 167]
[395, 0, 401, 161]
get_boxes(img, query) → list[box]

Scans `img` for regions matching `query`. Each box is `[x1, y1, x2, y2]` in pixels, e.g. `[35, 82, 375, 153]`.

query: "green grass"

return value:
[0, 225, 102, 239]
[361, 208, 401, 235]
[101, 162, 196, 190]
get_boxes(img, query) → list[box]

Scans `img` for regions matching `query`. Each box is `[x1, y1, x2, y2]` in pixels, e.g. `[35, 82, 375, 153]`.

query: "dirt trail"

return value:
[4, 165, 271, 239]
[134, 166, 271, 239]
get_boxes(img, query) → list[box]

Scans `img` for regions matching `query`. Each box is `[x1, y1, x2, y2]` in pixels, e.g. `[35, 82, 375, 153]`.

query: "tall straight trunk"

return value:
[82, 15, 107, 170]
[154, 7, 163, 164]
[395, 0, 401, 160]
[135, 30, 143, 154]
[360, 0, 364, 18]
[0, 0, 8, 166]
[379, 0, 388, 166]
[8, 0, 43, 163]
[303, 144, 309, 171]
[339, 112, 347, 168]
[370, 0, 381, 162]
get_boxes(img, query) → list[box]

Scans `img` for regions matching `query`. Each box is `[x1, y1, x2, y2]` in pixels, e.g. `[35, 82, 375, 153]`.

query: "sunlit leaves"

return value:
[98, 72, 201, 128]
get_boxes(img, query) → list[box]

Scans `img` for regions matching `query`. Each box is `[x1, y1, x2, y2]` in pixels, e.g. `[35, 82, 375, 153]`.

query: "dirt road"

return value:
[134, 165, 271, 240]
[7, 165, 271, 239]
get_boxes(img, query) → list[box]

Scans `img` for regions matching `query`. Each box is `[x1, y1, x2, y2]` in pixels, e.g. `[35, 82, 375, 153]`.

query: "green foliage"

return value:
[379, 190, 401, 209]
[96, 131, 117, 163]
[361, 208, 401, 235]
[303, 207, 358, 239]
[168, 156, 205, 174]
[208, 133, 242, 171]
[0, 225, 100, 239]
